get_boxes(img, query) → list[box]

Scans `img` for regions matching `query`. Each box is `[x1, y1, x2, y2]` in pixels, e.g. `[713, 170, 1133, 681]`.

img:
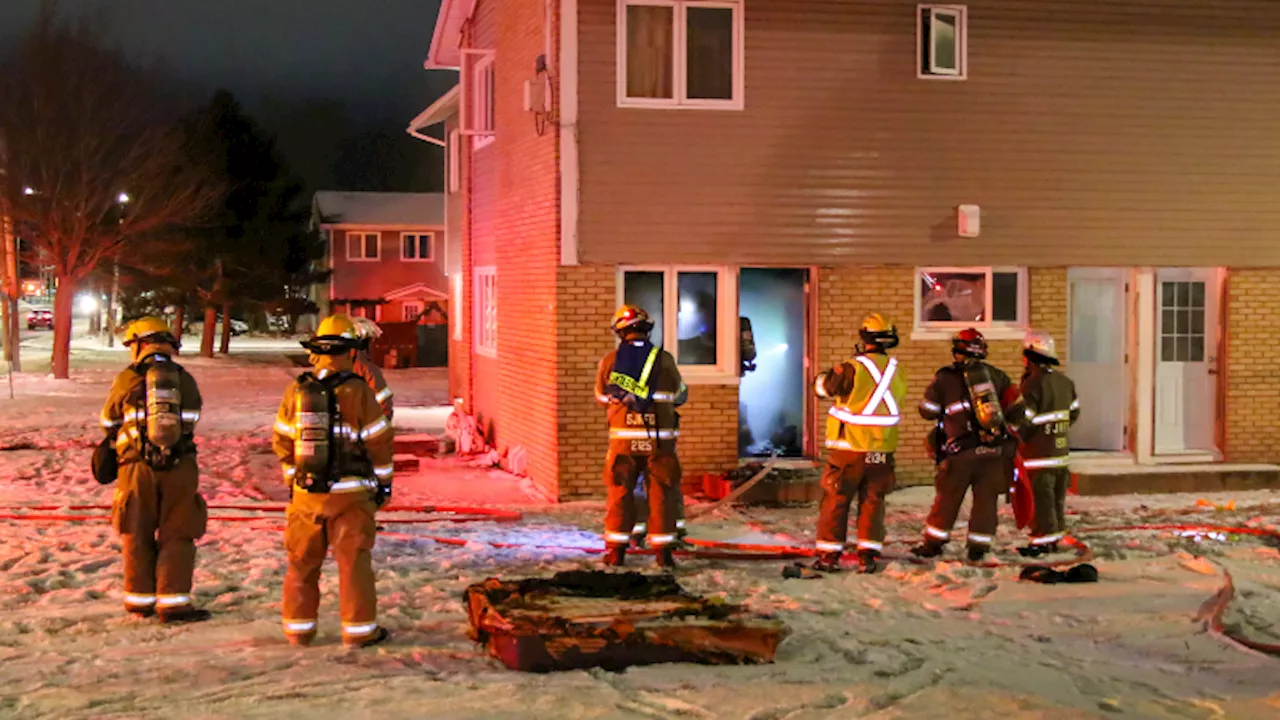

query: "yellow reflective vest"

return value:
[818, 353, 908, 453]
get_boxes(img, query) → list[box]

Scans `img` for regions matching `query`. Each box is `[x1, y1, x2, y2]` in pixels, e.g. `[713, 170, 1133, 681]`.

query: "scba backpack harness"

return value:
[292, 371, 365, 492]
[130, 355, 193, 471]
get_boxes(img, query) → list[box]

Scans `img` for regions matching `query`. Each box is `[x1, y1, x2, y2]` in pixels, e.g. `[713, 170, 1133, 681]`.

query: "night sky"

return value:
[0, 0, 456, 194]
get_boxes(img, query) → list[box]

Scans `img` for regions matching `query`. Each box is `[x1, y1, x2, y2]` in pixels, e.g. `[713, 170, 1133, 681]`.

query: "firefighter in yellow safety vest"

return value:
[812, 313, 909, 574]
[272, 315, 395, 648]
[99, 317, 211, 622]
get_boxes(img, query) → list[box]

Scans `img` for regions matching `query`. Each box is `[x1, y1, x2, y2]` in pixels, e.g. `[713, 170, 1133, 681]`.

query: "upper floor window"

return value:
[462, 50, 496, 149]
[918, 5, 967, 79]
[401, 232, 435, 262]
[346, 231, 380, 261]
[915, 267, 1027, 338]
[617, 0, 744, 110]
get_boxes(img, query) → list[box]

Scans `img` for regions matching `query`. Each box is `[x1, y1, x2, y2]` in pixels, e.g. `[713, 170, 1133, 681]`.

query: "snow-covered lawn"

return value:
[0, 347, 1277, 719]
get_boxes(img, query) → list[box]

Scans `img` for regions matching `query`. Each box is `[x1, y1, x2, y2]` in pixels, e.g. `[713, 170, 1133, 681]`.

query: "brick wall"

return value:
[1223, 268, 1280, 464]
[816, 266, 1069, 485]
[490, 0, 562, 498]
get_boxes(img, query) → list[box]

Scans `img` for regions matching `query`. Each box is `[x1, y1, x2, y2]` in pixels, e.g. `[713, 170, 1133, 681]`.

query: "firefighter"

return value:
[1013, 330, 1080, 557]
[99, 316, 210, 622]
[594, 305, 688, 569]
[272, 314, 395, 648]
[913, 328, 1025, 562]
[811, 313, 908, 574]
[351, 316, 394, 422]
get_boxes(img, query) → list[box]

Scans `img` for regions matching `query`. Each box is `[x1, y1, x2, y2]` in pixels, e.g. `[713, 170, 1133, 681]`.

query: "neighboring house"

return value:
[408, 0, 1280, 501]
[309, 191, 449, 328]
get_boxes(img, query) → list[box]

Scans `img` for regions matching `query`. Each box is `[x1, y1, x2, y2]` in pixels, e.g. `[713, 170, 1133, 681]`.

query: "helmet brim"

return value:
[301, 336, 357, 355]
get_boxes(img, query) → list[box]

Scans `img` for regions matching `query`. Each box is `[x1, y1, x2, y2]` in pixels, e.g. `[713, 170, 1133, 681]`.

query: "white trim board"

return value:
[560, 0, 581, 266]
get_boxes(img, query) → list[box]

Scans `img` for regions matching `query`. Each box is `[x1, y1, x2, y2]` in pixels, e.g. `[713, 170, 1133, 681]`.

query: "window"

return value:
[617, 1, 744, 110]
[400, 233, 434, 262]
[474, 267, 497, 357]
[451, 274, 463, 341]
[346, 231, 380, 261]
[463, 50, 496, 149]
[402, 301, 424, 323]
[917, 5, 967, 79]
[915, 267, 1027, 335]
[1160, 280, 1206, 363]
[618, 266, 738, 380]
[448, 129, 461, 193]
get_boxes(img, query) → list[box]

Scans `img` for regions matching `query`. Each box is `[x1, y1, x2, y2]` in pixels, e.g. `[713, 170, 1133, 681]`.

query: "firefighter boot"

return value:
[856, 550, 880, 574]
[812, 551, 842, 573]
[967, 545, 989, 563]
[603, 544, 627, 567]
[158, 607, 213, 625]
[1016, 542, 1057, 558]
[655, 547, 677, 571]
[910, 539, 945, 558]
[345, 626, 391, 649]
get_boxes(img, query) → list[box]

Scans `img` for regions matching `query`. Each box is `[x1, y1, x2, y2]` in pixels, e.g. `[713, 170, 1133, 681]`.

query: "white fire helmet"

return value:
[351, 316, 383, 340]
[1022, 329, 1058, 364]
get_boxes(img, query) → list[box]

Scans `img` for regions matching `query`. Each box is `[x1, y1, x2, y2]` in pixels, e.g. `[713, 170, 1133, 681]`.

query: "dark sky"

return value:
[0, 0, 458, 194]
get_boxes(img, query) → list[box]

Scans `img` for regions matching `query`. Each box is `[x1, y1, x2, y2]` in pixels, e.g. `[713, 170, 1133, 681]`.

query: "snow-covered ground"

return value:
[0, 345, 1277, 719]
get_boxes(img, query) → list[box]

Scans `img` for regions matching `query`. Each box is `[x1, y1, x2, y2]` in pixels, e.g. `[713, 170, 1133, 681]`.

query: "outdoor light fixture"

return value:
[77, 295, 98, 313]
[22, 187, 35, 196]
[117, 192, 131, 204]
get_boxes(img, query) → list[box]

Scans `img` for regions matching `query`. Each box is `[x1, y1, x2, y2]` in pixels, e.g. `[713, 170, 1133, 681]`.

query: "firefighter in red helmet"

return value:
[594, 305, 688, 569]
[914, 328, 1024, 562]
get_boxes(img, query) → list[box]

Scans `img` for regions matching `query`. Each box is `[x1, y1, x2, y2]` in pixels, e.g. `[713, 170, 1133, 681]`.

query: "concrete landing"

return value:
[1071, 460, 1280, 496]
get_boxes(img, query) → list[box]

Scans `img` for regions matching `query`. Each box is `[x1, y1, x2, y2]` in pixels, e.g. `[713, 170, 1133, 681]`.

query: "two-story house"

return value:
[310, 191, 449, 329]
[409, 0, 1280, 501]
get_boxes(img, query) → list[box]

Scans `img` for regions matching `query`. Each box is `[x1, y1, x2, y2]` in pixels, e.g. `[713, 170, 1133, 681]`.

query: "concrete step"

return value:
[393, 454, 421, 473]
[394, 433, 439, 458]
[1071, 462, 1280, 496]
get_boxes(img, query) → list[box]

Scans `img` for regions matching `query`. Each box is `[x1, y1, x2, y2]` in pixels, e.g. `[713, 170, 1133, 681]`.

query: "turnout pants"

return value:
[632, 478, 686, 537]
[282, 490, 379, 643]
[1029, 466, 1071, 544]
[923, 448, 1008, 548]
[604, 451, 681, 547]
[816, 450, 895, 555]
[111, 457, 208, 615]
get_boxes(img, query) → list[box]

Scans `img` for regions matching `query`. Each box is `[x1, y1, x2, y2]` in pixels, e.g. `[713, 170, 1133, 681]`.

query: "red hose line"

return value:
[0, 504, 522, 522]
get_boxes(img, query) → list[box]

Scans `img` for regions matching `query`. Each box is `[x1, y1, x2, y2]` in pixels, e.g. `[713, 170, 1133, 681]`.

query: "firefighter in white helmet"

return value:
[811, 313, 908, 574]
[272, 314, 395, 648]
[350, 316, 394, 422]
[98, 316, 210, 622]
[1013, 329, 1080, 557]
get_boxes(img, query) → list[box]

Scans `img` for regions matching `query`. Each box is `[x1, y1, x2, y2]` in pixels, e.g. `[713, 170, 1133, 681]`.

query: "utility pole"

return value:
[0, 129, 20, 378]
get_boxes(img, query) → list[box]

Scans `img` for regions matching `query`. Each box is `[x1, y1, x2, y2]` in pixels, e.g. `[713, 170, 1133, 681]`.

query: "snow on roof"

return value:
[311, 191, 444, 228]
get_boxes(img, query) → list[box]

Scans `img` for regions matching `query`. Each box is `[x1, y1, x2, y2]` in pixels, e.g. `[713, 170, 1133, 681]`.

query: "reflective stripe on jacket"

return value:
[1016, 365, 1080, 462]
[817, 352, 908, 453]
[353, 352, 393, 419]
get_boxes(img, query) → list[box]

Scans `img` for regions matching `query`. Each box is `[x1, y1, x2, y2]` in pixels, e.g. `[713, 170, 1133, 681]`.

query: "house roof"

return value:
[312, 191, 445, 228]
[407, 84, 460, 134]
[425, 0, 477, 70]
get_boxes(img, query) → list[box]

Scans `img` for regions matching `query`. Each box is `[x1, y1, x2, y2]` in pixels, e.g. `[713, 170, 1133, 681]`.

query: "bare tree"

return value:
[0, 3, 221, 377]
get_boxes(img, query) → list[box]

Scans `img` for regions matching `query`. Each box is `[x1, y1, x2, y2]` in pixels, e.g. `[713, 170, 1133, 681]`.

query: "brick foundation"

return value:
[1223, 268, 1280, 464]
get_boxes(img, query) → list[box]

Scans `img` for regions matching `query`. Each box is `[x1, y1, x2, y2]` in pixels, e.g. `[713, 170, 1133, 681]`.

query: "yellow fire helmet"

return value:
[302, 314, 360, 355]
[122, 316, 178, 348]
[858, 312, 899, 349]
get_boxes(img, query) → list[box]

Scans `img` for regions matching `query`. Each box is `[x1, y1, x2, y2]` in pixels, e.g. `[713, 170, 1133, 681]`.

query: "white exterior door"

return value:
[1153, 269, 1220, 455]
[1068, 268, 1127, 451]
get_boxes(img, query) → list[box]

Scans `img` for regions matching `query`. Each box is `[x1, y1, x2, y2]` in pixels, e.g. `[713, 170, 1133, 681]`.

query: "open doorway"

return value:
[738, 268, 808, 458]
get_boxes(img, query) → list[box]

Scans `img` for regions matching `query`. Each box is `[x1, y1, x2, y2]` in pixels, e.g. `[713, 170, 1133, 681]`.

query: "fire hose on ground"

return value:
[0, 504, 1276, 655]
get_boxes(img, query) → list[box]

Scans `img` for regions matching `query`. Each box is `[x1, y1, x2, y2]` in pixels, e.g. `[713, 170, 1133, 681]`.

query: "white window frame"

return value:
[447, 129, 461, 193]
[912, 266, 1028, 341]
[402, 300, 424, 323]
[474, 266, 497, 357]
[399, 232, 435, 262]
[345, 231, 381, 262]
[916, 4, 967, 80]
[462, 50, 496, 150]
[616, 0, 746, 111]
[616, 265, 739, 384]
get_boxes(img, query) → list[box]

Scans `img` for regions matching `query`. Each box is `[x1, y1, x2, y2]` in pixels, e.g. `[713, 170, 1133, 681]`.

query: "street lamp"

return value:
[22, 187, 35, 196]
[117, 192, 130, 204]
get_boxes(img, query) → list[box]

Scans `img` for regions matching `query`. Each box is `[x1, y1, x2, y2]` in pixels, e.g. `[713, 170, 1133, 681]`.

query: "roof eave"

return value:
[424, 0, 477, 70]
[406, 84, 460, 134]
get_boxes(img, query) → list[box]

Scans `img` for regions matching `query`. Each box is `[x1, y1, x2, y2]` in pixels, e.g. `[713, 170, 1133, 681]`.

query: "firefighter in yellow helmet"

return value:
[810, 313, 908, 574]
[272, 314, 395, 647]
[350, 316, 394, 422]
[1013, 330, 1080, 557]
[594, 305, 688, 569]
[98, 316, 210, 622]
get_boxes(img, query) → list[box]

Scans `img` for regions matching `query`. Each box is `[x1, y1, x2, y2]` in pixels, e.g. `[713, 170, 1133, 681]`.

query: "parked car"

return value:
[182, 316, 249, 337]
[26, 309, 53, 330]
